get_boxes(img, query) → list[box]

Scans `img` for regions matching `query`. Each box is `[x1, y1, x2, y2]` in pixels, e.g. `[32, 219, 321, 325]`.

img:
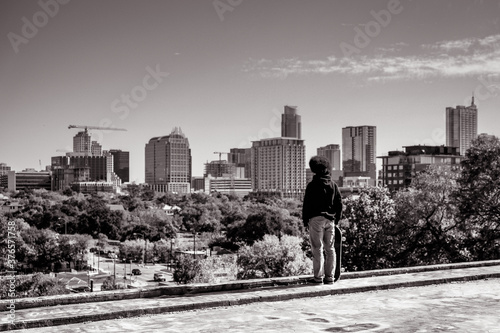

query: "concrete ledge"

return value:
[2, 259, 500, 312]
[1, 264, 499, 332]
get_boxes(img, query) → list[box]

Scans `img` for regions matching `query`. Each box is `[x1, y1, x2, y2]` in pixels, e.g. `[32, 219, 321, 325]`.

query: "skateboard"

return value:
[334, 225, 342, 282]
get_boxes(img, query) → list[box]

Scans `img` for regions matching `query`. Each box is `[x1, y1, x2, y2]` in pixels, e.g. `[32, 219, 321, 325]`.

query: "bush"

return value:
[193, 254, 238, 284]
[1, 273, 69, 299]
[101, 276, 126, 290]
[237, 234, 312, 279]
[173, 255, 201, 284]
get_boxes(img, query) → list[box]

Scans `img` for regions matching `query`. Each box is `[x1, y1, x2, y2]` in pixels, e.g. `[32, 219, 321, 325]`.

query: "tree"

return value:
[237, 234, 312, 279]
[173, 255, 201, 284]
[59, 234, 92, 270]
[21, 228, 61, 270]
[227, 204, 303, 246]
[341, 186, 396, 271]
[454, 134, 500, 259]
[392, 165, 467, 266]
[118, 239, 144, 262]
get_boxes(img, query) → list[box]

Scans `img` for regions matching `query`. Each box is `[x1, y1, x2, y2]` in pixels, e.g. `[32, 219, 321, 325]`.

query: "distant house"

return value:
[162, 204, 181, 216]
[106, 204, 125, 212]
[1, 201, 23, 213]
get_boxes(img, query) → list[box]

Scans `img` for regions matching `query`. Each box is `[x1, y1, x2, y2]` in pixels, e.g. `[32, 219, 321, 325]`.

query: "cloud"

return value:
[244, 34, 500, 82]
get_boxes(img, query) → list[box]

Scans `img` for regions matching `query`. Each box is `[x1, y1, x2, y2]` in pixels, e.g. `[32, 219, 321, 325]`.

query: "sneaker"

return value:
[324, 280, 334, 284]
[308, 278, 323, 284]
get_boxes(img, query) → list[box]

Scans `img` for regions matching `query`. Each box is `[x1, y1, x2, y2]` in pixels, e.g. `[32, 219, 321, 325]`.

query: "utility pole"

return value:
[193, 230, 196, 259]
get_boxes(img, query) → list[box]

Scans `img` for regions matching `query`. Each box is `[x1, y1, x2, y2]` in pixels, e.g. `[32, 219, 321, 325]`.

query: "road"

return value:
[16, 278, 500, 332]
[87, 253, 175, 288]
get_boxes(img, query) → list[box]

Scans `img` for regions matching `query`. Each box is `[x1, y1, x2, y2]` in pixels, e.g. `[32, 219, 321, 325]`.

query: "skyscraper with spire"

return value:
[446, 95, 478, 156]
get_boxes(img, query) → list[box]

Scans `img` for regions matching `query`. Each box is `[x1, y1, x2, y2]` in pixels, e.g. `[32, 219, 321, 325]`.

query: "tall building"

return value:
[281, 105, 301, 139]
[145, 127, 192, 193]
[317, 144, 341, 170]
[378, 145, 462, 192]
[342, 126, 377, 181]
[446, 96, 478, 156]
[73, 130, 92, 155]
[228, 148, 252, 178]
[51, 153, 121, 191]
[109, 149, 130, 183]
[251, 137, 306, 199]
[91, 141, 102, 156]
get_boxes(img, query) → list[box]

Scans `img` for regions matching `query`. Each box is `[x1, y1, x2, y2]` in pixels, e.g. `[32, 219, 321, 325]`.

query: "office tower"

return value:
[342, 126, 377, 180]
[73, 130, 92, 155]
[281, 105, 301, 139]
[446, 96, 478, 156]
[228, 148, 252, 178]
[251, 137, 306, 199]
[109, 149, 130, 183]
[145, 127, 192, 193]
[317, 144, 341, 170]
[91, 141, 102, 156]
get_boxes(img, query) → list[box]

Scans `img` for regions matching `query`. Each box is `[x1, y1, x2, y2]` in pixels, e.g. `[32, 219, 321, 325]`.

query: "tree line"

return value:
[1, 134, 499, 278]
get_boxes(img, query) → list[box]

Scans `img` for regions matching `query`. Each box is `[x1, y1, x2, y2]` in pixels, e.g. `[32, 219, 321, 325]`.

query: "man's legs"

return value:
[323, 221, 336, 283]
[309, 216, 327, 282]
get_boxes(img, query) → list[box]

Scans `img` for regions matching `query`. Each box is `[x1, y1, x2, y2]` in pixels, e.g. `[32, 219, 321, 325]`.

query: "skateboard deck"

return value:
[334, 225, 342, 282]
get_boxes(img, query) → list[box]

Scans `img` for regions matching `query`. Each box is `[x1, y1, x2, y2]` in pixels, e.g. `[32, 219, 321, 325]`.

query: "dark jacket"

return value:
[302, 173, 343, 227]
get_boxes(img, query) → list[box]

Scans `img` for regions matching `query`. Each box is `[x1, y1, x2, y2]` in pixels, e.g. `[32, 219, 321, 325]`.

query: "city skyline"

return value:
[1, 1, 500, 183]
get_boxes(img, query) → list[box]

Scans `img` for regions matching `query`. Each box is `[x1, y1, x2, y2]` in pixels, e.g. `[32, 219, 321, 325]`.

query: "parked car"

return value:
[132, 268, 141, 275]
[154, 273, 167, 281]
[70, 285, 90, 293]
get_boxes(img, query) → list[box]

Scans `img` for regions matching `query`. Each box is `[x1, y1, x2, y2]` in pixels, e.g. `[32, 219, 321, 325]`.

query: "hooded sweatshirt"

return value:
[302, 172, 343, 227]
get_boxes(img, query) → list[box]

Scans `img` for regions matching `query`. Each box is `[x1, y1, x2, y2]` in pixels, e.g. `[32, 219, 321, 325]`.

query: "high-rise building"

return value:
[109, 150, 130, 183]
[228, 148, 252, 178]
[145, 127, 192, 193]
[251, 137, 306, 199]
[342, 126, 377, 181]
[446, 96, 478, 156]
[317, 144, 341, 170]
[91, 141, 102, 156]
[281, 105, 301, 139]
[52, 130, 123, 192]
[73, 130, 92, 155]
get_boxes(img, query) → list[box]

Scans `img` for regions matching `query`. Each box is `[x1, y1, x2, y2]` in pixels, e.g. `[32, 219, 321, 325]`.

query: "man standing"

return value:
[302, 156, 343, 284]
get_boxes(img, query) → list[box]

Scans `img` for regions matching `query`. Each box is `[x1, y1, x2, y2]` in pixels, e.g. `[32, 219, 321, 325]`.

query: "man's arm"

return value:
[332, 183, 343, 223]
[302, 184, 312, 227]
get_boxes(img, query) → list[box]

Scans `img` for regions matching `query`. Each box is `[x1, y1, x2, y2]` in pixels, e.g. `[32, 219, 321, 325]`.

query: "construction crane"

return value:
[68, 125, 127, 153]
[68, 125, 127, 132]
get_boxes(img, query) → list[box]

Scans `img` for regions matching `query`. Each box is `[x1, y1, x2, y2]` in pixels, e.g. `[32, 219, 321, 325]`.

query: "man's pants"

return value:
[309, 215, 336, 282]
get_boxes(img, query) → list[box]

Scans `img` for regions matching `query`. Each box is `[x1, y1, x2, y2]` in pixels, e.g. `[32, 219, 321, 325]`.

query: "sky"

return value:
[1, 0, 500, 183]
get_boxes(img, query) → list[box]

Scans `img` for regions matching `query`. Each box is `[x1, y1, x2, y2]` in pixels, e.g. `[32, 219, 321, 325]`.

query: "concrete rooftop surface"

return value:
[2, 260, 500, 332]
